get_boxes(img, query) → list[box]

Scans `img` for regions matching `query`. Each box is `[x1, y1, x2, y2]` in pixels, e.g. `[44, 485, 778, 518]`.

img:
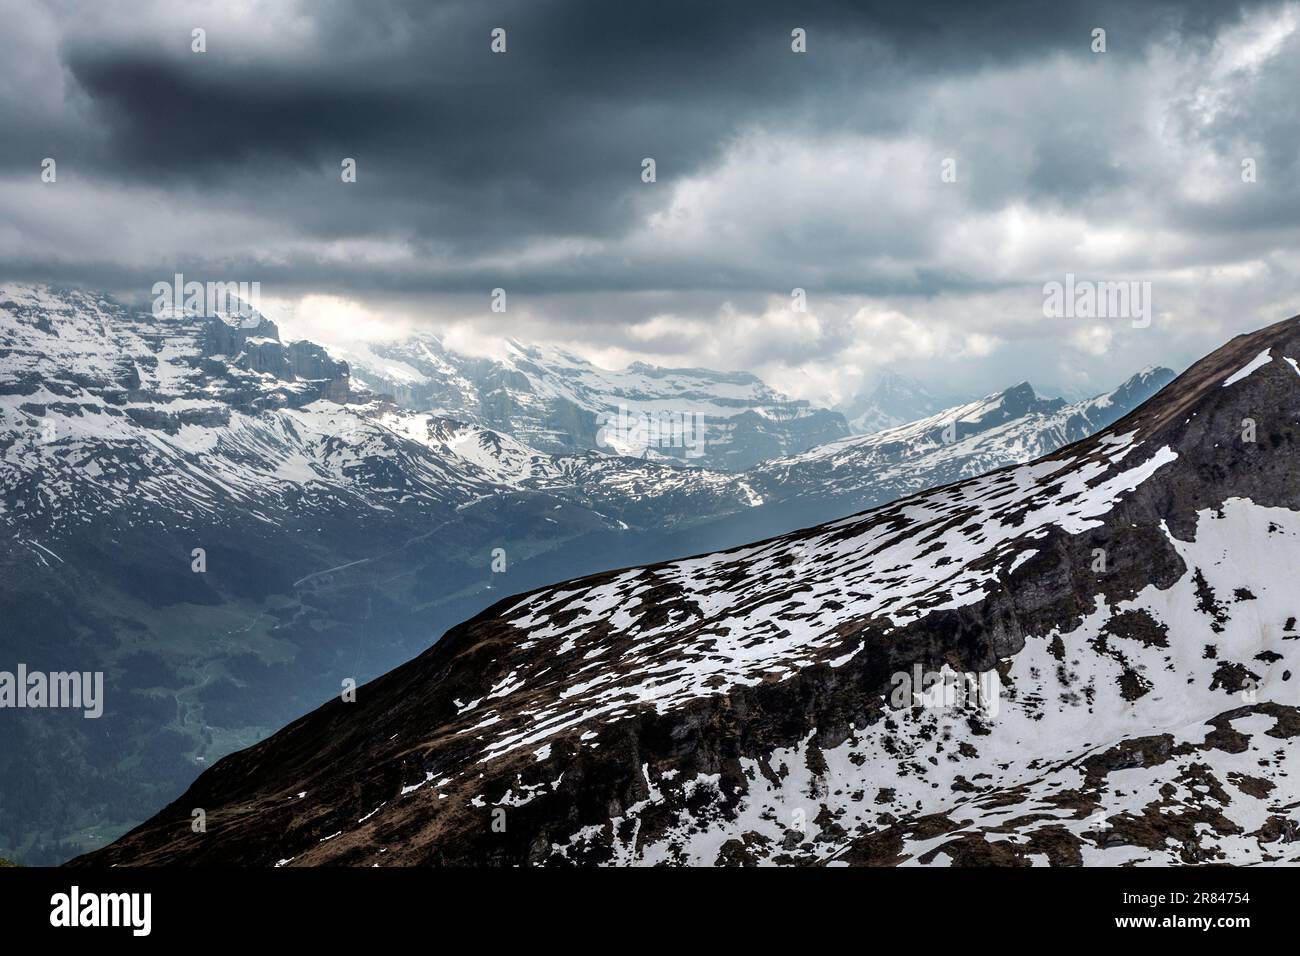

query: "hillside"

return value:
[73, 315, 1300, 867]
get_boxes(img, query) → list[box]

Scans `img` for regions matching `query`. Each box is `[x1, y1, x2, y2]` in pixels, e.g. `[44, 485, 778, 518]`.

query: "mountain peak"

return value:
[843, 370, 958, 435]
[999, 380, 1037, 400]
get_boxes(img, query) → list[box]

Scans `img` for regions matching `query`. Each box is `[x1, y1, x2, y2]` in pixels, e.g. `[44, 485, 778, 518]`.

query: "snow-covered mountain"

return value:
[839, 369, 961, 435]
[0, 285, 1173, 864]
[0, 286, 777, 544]
[336, 334, 850, 471]
[639, 369, 1177, 557]
[750, 369, 1177, 509]
[0, 286, 736, 862]
[77, 313, 1300, 867]
[344, 365, 1177, 546]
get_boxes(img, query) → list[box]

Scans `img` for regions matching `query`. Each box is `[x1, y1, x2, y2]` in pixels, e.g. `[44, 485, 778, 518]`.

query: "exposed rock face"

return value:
[0, 284, 1189, 865]
[202, 312, 282, 363]
[195, 313, 351, 406]
[74, 315, 1300, 867]
[287, 341, 350, 403]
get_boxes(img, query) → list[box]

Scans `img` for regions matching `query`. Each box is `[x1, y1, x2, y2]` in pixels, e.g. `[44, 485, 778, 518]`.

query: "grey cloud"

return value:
[1, 0, 1298, 402]
[5, 1, 1275, 252]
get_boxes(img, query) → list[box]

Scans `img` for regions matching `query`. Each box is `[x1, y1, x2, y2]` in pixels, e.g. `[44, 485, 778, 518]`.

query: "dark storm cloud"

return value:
[6, 0, 1300, 412]
[2, 0, 1273, 269]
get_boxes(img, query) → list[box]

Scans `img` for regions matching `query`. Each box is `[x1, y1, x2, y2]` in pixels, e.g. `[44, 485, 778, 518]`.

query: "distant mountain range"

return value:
[78, 313, 1300, 867]
[748, 368, 1175, 510]
[0, 285, 1170, 863]
[335, 335, 849, 471]
[839, 369, 963, 435]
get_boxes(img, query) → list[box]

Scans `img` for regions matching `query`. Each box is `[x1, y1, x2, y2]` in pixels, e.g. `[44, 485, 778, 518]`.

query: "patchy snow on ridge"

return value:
[454, 432, 1178, 764]
[1223, 348, 1273, 386]
[550, 498, 1300, 866]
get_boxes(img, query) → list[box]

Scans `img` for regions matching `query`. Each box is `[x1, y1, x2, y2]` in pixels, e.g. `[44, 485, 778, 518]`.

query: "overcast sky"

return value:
[3, 0, 1300, 404]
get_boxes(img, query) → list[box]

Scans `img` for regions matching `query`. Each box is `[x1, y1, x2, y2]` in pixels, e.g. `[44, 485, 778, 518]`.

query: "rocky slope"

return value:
[74, 314, 1300, 867]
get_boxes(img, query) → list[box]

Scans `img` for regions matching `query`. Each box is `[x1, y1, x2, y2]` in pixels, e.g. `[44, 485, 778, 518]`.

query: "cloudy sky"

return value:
[3, 0, 1300, 405]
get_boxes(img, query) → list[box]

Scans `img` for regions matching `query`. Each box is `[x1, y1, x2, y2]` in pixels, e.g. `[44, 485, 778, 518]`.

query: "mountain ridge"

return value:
[0, 283, 1188, 864]
[0, 284, 1182, 863]
[71, 313, 1300, 867]
[336, 331, 850, 471]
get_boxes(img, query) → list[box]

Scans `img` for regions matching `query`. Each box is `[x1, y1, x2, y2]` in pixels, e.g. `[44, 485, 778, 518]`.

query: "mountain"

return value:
[0, 285, 1179, 864]
[840, 370, 961, 435]
[652, 368, 1175, 556]
[360, 370, 1178, 570]
[0, 286, 745, 863]
[75, 315, 1300, 867]
[751, 368, 1176, 508]
[336, 334, 850, 471]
